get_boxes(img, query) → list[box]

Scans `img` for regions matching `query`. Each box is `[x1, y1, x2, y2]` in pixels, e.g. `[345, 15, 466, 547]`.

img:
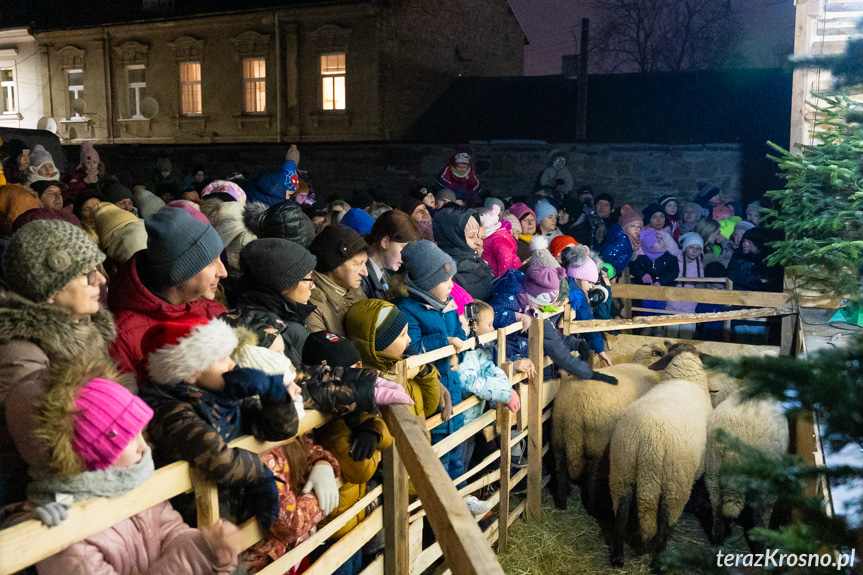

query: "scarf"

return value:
[519, 234, 534, 244]
[27, 449, 155, 506]
[640, 229, 666, 262]
[314, 271, 347, 298]
[405, 275, 448, 311]
[142, 379, 244, 440]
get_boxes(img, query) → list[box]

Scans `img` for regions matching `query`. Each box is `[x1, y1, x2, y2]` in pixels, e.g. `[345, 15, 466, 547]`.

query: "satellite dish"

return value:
[140, 96, 159, 119]
[37, 116, 58, 133]
[71, 98, 87, 116]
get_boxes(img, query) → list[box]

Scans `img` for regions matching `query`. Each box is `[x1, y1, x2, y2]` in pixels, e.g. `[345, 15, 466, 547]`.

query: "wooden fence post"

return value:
[781, 313, 799, 357]
[527, 316, 544, 521]
[497, 361, 515, 554]
[384, 360, 410, 575]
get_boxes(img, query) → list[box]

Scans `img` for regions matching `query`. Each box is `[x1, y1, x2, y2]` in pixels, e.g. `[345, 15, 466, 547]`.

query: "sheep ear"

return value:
[648, 354, 674, 371]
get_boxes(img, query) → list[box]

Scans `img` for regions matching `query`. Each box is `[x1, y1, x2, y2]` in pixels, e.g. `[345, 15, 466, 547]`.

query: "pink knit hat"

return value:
[79, 141, 100, 168]
[163, 200, 210, 226]
[523, 236, 565, 306]
[202, 179, 247, 204]
[72, 378, 153, 471]
[568, 256, 598, 283]
[509, 202, 536, 222]
[618, 205, 641, 228]
[451, 281, 474, 316]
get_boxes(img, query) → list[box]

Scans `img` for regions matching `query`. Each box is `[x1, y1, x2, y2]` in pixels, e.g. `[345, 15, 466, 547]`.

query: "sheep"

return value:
[705, 389, 789, 552]
[551, 343, 667, 514]
[608, 349, 713, 570]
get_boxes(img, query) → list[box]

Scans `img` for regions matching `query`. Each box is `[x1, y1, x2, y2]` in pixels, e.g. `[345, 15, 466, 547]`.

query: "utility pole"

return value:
[575, 18, 589, 141]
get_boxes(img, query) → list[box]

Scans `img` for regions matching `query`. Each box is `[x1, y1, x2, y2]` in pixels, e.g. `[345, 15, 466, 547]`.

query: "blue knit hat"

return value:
[340, 207, 375, 235]
[142, 207, 224, 288]
[534, 199, 557, 223]
[400, 240, 456, 292]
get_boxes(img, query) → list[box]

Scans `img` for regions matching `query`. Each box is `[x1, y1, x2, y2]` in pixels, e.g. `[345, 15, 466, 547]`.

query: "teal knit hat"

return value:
[142, 207, 223, 288]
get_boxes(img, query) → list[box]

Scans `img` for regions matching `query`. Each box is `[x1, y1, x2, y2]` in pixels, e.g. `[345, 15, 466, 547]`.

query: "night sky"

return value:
[507, 0, 797, 76]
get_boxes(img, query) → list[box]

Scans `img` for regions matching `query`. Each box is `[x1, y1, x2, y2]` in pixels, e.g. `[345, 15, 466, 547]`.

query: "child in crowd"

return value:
[534, 199, 561, 238]
[665, 232, 705, 338]
[599, 205, 642, 278]
[490, 236, 617, 385]
[630, 228, 680, 320]
[480, 204, 521, 276]
[642, 202, 679, 256]
[560, 243, 613, 367]
[390, 240, 469, 479]
[658, 194, 681, 241]
[22, 361, 240, 574]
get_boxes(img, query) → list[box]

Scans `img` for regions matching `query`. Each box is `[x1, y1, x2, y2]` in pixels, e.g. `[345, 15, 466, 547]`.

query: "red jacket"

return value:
[107, 255, 227, 385]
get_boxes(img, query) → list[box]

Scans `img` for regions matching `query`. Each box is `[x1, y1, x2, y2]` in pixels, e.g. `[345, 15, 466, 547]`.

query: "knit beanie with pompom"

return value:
[523, 235, 565, 306]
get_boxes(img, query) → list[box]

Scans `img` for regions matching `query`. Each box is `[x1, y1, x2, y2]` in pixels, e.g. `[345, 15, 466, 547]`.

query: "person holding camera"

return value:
[560, 243, 613, 367]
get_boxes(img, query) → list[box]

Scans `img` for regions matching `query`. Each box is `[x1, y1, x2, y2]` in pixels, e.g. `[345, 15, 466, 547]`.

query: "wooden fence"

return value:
[0, 283, 834, 575]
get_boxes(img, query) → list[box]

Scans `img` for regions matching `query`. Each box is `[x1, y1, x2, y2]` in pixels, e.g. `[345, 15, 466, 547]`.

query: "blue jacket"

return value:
[599, 224, 633, 276]
[566, 279, 605, 353]
[247, 161, 299, 207]
[394, 296, 467, 433]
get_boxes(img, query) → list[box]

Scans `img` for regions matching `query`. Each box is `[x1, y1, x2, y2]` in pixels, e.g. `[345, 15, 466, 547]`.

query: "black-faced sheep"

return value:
[705, 389, 789, 551]
[608, 350, 712, 569]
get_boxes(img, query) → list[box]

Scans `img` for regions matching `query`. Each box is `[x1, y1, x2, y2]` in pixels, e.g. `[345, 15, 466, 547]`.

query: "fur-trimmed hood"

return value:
[0, 290, 116, 381]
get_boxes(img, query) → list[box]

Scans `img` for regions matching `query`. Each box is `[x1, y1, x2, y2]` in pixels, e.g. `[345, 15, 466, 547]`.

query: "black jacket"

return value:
[433, 206, 494, 301]
[360, 259, 390, 301]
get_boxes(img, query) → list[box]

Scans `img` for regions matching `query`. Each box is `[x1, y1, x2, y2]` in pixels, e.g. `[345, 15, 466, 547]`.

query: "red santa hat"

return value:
[142, 316, 238, 384]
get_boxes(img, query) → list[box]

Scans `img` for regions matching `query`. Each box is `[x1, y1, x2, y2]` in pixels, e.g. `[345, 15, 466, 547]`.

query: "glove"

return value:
[302, 463, 339, 516]
[349, 430, 380, 461]
[590, 371, 618, 386]
[34, 501, 69, 527]
[642, 273, 653, 284]
[243, 476, 280, 530]
[222, 368, 287, 402]
[374, 378, 415, 406]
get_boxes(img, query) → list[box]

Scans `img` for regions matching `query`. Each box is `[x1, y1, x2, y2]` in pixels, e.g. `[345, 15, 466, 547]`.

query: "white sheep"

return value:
[705, 389, 789, 551]
[551, 343, 667, 514]
[608, 350, 713, 569]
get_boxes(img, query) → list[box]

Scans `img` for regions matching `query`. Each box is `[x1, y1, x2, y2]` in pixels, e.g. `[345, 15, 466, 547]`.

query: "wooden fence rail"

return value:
[0, 285, 812, 575]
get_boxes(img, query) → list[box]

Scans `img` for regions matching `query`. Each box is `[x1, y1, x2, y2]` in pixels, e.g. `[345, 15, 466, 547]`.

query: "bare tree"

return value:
[592, 0, 738, 73]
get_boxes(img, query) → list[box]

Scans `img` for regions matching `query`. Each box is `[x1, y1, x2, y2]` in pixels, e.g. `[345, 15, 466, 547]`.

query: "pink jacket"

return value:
[482, 227, 521, 277]
[37, 502, 237, 575]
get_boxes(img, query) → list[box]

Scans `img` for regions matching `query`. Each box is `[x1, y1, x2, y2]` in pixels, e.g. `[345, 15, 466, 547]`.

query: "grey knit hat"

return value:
[400, 239, 456, 291]
[240, 238, 316, 293]
[2, 219, 105, 303]
[142, 207, 224, 288]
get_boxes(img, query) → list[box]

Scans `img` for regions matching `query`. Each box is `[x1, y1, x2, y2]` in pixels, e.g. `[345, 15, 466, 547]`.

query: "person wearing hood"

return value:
[436, 152, 481, 207]
[0, 219, 113, 506]
[107, 208, 227, 385]
[433, 205, 495, 301]
[538, 150, 574, 200]
[201, 179, 247, 205]
[249, 161, 300, 207]
[224, 238, 317, 367]
[26, 145, 60, 185]
[11, 365, 241, 575]
[361, 209, 420, 300]
[307, 224, 368, 337]
[480, 204, 521, 276]
[599, 205, 642, 277]
[149, 157, 183, 200]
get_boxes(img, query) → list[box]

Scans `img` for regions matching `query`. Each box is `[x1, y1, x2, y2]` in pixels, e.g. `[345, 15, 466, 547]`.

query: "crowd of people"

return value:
[0, 140, 779, 575]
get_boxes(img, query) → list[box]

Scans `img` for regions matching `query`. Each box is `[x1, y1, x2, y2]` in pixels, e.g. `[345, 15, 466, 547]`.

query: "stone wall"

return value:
[78, 141, 742, 210]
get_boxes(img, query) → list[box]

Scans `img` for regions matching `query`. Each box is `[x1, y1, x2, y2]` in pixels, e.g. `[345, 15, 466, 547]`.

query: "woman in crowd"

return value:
[509, 202, 537, 262]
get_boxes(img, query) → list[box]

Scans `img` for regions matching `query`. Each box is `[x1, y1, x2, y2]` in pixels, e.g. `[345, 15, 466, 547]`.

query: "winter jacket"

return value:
[433, 207, 494, 301]
[436, 166, 481, 207]
[314, 412, 393, 538]
[516, 236, 532, 263]
[565, 280, 605, 353]
[599, 224, 634, 276]
[482, 227, 521, 277]
[727, 251, 771, 292]
[345, 298, 441, 420]
[307, 272, 367, 337]
[200, 200, 257, 276]
[456, 348, 511, 425]
[0, 292, 118, 505]
[107, 255, 227, 386]
[140, 369, 298, 523]
[539, 166, 573, 195]
[489, 269, 593, 380]
[224, 287, 313, 368]
[249, 164, 296, 207]
[36, 501, 238, 575]
[360, 259, 389, 301]
[629, 253, 680, 287]
[666, 253, 704, 314]
[242, 201, 315, 248]
[393, 295, 467, 434]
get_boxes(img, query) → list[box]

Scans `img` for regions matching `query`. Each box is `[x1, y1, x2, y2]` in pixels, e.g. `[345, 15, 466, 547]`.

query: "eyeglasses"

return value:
[85, 269, 102, 286]
[298, 277, 315, 284]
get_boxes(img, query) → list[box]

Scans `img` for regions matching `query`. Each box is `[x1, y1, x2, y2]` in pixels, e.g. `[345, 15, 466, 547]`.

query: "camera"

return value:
[464, 302, 479, 323]
[587, 284, 609, 305]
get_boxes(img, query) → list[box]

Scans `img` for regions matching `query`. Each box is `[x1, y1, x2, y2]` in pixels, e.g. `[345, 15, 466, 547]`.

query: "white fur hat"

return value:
[143, 317, 238, 384]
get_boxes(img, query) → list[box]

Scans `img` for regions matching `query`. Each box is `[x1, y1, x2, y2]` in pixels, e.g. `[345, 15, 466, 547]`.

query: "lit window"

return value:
[243, 58, 266, 114]
[68, 69, 84, 118]
[127, 65, 146, 119]
[1, 68, 16, 114]
[320, 53, 345, 110]
[180, 61, 202, 116]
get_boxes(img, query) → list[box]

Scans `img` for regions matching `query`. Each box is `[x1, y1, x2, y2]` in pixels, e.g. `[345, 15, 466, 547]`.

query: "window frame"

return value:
[0, 66, 16, 115]
[67, 68, 85, 119]
[126, 64, 147, 119]
[179, 61, 202, 117]
[320, 51, 346, 111]
[242, 57, 266, 114]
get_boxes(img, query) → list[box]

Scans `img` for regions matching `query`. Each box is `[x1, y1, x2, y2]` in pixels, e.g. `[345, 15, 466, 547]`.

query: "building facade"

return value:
[30, 0, 524, 144]
[0, 28, 46, 130]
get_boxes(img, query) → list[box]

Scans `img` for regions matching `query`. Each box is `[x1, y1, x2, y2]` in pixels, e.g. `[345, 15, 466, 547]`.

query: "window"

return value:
[243, 58, 266, 113]
[127, 65, 146, 118]
[1, 68, 16, 114]
[179, 61, 202, 116]
[68, 69, 84, 118]
[320, 53, 345, 110]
